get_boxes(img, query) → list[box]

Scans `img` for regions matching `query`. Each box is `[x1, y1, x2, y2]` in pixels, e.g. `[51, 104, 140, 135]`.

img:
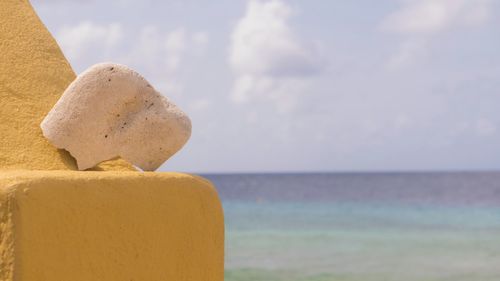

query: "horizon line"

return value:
[182, 169, 500, 176]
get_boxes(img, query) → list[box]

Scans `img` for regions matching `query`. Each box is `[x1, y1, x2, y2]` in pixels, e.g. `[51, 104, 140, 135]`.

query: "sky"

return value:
[31, 0, 500, 173]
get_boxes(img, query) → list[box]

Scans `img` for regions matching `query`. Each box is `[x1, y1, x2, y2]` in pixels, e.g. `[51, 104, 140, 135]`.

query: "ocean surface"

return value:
[203, 172, 500, 281]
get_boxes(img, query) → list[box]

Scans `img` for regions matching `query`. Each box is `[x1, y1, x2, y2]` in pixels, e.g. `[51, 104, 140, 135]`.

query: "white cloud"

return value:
[57, 21, 122, 60]
[192, 31, 209, 54]
[229, 0, 324, 113]
[475, 118, 497, 137]
[118, 26, 186, 96]
[55, 22, 209, 99]
[164, 28, 187, 72]
[450, 119, 497, 138]
[386, 38, 429, 70]
[381, 0, 491, 34]
[188, 98, 212, 112]
[381, 0, 492, 69]
[232, 74, 307, 113]
[131, 25, 165, 65]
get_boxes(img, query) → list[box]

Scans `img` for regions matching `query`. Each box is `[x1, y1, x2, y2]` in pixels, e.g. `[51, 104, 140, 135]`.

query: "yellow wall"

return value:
[0, 0, 133, 171]
[0, 171, 224, 281]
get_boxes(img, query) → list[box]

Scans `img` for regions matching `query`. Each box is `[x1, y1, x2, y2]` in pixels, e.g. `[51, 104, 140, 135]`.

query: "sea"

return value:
[203, 172, 500, 281]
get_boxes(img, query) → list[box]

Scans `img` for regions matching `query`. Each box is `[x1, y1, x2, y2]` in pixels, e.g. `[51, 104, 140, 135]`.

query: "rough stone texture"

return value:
[41, 63, 192, 171]
[0, 171, 224, 281]
[0, 0, 134, 171]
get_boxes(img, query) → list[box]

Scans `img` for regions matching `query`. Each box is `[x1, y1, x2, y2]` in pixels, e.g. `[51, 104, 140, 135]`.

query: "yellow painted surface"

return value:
[0, 0, 134, 171]
[0, 171, 224, 281]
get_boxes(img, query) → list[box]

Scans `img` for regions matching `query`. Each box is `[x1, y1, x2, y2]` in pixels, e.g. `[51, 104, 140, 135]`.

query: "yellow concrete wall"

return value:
[0, 171, 224, 281]
[0, 0, 133, 171]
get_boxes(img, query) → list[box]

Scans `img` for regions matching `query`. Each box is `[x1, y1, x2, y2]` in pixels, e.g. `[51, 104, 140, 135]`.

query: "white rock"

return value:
[41, 63, 191, 171]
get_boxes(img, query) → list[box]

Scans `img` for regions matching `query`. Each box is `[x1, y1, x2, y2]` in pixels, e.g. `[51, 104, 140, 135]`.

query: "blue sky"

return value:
[31, 0, 500, 173]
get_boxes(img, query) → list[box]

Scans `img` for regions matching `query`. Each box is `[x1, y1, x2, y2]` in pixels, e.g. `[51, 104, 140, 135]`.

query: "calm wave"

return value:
[204, 172, 500, 281]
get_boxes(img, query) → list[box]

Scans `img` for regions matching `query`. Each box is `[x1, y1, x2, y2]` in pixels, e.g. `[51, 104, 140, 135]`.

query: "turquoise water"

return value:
[206, 173, 500, 281]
